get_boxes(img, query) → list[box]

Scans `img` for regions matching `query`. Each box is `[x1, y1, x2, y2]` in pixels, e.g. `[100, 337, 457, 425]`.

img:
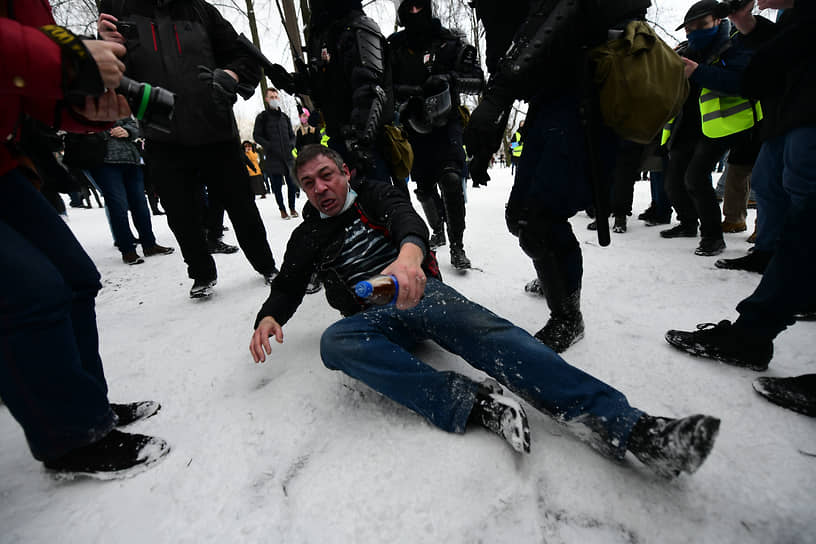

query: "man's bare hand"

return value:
[682, 57, 699, 79]
[97, 13, 126, 44]
[83, 39, 127, 89]
[730, 0, 757, 34]
[110, 126, 128, 138]
[73, 90, 131, 122]
[381, 242, 426, 310]
[250, 316, 284, 363]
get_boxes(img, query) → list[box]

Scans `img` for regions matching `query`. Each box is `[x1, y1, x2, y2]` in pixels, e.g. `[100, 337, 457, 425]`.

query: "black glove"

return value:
[267, 63, 296, 95]
[198, 66, 239, 110]
[464, 91, 512, 185]
[342, 127, 377, 176]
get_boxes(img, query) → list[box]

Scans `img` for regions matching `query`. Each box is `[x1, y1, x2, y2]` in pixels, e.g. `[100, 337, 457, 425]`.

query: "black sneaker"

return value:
[207, 240, 239, 254]
[190, 279, 217, 299]
[587, 220, 598, 231]
[122, 251, 145, 265]
[753, 374, 816, 417]
[694, 237, 726, 256]
[143, 244, 175, 257]
[628, 414, 720, 478]
[450, 245, 471, 270]
[665, 320, 772, 371]
[469, 391, 531, 454]
[637, 206, 655, 222]
[644, 215, 671, 227]
[660, 224, 697, 238]
[534, 313, 585, 353]
[111, 401, 161, 427]
[429, 230, 446, 250]
[263, 267, 280, 286]
[44, 429, 170, 479]
[715, 250, 771, 273]
[612, 216, 627, 233]
[524, 278, 544, 296]
[305, 272, 322, 294]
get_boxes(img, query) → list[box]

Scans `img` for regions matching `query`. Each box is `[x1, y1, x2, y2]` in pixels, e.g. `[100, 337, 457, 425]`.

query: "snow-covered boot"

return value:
[44, 429, 170, 479]
[524, 278, 544, 296]
[469, 390, 530, 454]
[450, 244, 471, 270]
[534, 289, 584, 353]
[112, 401, 161, 427]
[753, 374, 816, 417]
[627, 414, 720, 478]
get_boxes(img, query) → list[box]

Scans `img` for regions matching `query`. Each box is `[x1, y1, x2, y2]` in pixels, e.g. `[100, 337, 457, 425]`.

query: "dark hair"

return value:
[242, 140, 253, 147]
[266, 88, 279, 95]
[293, 145, 345, 185]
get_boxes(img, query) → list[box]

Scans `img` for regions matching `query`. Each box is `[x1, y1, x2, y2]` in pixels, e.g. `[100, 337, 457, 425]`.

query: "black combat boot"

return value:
[439, 170, 470, 270]
[418, 196, 446, 249]
[530, 256, 584, 353]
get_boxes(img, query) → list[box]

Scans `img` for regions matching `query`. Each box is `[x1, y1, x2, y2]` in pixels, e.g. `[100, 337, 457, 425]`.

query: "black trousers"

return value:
[145, 140, 276, 282]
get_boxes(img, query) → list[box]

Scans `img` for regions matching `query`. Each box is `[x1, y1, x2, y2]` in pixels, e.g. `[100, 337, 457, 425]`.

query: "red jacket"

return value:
[1, 0, 101, 175]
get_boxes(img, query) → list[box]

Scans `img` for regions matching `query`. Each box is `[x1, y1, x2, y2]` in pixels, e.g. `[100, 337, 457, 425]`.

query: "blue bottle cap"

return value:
[354, 280, 374, 298]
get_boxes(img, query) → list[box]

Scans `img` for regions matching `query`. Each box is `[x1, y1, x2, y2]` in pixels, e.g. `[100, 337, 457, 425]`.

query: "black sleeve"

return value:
[253, 112, 270, 150]
[202, 1, 262, 88]
[254, 224, 319, 328]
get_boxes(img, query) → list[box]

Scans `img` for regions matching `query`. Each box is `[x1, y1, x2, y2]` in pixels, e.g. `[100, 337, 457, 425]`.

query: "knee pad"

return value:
[438, 169, 462, 194]
[517, 215, 578, 261]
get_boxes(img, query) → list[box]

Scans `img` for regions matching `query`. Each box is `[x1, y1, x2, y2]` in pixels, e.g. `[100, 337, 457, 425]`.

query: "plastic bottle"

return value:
[354, 274, 399, 305]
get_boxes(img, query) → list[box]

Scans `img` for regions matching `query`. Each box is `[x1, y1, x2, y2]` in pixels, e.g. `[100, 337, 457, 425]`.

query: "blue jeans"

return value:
[736, 126, 816, 338]
[649, 170, 672, 220]
[320, 278, 642, 459]
[0, 169, 115, 462]
[88, 163, 156, 254]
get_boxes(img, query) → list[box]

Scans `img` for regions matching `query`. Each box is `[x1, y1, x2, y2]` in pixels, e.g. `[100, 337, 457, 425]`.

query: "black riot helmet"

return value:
[397, 0, 433, 31]
[309, 0, 364, 34]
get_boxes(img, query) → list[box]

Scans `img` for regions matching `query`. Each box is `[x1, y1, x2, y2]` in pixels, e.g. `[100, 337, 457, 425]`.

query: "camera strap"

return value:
[38, 25, 105, 101]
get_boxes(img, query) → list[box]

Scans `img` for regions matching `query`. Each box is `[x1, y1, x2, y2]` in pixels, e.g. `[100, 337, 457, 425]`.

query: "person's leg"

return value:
[89, 164, 138, 255]
[283, 168, 299, 213]
[268, 173, 287, 213]
[122, 164, 157, 249]
[683, 138, 730, 240]
[735, 126, 816, 339]
[147, 144, 216, 282]
[663, 147, 698, 230]
[0, 169, 115, 461]
[750, 137, 787, 254]
[649, 170, 672, 221]
[204, 142, 276, 275]
[721, 162, 752, 227]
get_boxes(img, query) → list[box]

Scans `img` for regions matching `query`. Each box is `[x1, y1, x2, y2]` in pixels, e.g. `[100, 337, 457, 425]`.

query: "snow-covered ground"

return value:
[1, 167, 814, 543]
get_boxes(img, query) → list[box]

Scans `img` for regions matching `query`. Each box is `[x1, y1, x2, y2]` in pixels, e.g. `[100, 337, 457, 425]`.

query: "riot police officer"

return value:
[389, 0, 484, 270]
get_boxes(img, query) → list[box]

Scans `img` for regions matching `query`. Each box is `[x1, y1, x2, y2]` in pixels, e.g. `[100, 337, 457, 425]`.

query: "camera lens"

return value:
[117, 76, 175, 134]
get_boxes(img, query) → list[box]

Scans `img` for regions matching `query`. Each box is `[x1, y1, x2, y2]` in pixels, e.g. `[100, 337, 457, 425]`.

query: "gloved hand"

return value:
[342, 128, 377, 176]
[198, 66, 238, 110]
[464, 91, 512, 184]
[267, 63, 296, 95]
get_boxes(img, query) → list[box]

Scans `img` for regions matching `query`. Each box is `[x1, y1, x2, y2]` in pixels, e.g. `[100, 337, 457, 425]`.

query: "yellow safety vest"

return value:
[511, 131, 523, 157]
[320, 128, 330, 147]
[661, 117, 676, 146]
[699, 88, 762, 138]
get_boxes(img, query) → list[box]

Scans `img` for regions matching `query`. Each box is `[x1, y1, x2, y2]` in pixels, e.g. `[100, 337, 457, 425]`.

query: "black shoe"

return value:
[612, 216, 627, 233]
[587, 220, 598, 231]
[44, 429, 170, 478]
[524, 278, 544, 296]
[122, 251, 145, 265]
[143, 244, 175, 257]
[207, 240, 239, 254]
[665, 320, 772, 371]
[190, 279, 217, 299]
[660, 224, 697, 238]
[111, 401, 161, 427]
[644, 215, 671, 227]
[263, 266, 280, 286]
[429, 230, 446, 250]
[469, 391, 530, 454]
[715, 250, 771, 273]
[638, 206, 655, 221]
[534, 313, 585, 353]
[694, 237, 726, 256]
[628, 414, 720, 478]
[794, 309, 816, 321]
[450, 244, 471, 270]
[753, 375, 816, 417]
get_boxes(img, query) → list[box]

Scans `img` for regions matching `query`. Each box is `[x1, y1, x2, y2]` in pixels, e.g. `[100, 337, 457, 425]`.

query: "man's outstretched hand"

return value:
[381, 242, 426, 310]
[250, 316, 283, 363]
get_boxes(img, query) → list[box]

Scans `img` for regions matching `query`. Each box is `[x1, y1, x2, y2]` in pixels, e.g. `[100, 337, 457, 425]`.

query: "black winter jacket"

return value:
[253, 108, 295, 175]
[100, 0, 261, 145]
[255, 178, 439, 328]
[741, 3, 816, 140]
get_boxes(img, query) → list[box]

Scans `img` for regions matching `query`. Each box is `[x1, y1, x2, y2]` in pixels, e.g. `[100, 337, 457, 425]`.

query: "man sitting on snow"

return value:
[250, 145, 720, 478]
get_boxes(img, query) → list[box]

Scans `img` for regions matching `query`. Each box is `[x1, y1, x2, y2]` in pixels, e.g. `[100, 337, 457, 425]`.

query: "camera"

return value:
[116, 76, 175, 134]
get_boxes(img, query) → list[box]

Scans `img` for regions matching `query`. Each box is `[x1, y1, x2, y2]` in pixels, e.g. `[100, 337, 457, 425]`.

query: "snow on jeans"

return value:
[0, 169, 115, 461]
[320, 278, 643, 459]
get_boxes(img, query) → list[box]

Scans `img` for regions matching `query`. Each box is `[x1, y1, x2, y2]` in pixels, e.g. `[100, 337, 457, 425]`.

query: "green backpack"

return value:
[590, 20, 689, 144]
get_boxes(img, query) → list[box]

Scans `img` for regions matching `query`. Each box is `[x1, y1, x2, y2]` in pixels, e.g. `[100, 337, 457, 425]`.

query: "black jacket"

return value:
[255, 178, 439, 327]
[741, 3, 816, 140]
[253, 108, 295, 175]
[101, 0, 261, 145]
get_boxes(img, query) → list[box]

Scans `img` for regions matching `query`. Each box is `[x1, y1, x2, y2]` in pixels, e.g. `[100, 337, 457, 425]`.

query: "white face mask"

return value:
[267, 98, 281, 110]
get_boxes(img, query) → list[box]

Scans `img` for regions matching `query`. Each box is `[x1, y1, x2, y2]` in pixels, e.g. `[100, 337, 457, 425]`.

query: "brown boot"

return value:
[747, 218, 757, 243]
[280, 210, 290, 220]
[721, 220, 747, 233]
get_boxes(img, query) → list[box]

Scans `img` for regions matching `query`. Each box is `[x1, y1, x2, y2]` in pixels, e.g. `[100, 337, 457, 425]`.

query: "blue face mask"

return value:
[687, 25, 720, 52]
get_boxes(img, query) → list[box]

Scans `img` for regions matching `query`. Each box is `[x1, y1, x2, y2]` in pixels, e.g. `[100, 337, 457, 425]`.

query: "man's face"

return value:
[297, 155, 351, 217]
[685, 15, 720, 33]
[266, 90, 279, 102]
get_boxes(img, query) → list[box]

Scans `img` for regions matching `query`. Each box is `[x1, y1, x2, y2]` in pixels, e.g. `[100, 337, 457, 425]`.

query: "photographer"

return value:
[98, 0, 279, 299]
[1, 2, 168, 477]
